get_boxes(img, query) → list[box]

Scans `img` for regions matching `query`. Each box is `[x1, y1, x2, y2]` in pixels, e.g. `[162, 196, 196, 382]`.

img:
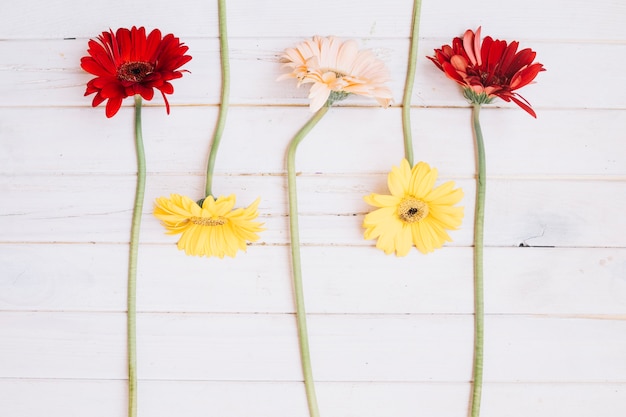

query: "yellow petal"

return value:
[363, 206, 397, 227]
[410, 162, 437, 198]
[387, 159, 411, 197]
[393, 224, 413, 257]
[428, 205, 465, 229]
[364, 193, 401, 208]
[425, 181, 464, 205]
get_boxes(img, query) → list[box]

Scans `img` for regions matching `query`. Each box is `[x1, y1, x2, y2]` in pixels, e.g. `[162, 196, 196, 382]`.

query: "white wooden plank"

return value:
[0, 312, 624, 382]
[2, 0, 624, 41]
[1, 244, 625, 316]
[1, 0, 624, 415]
[1, 174, 625, 247]
[1, 38, 624, 109]
[0, 379, 624, 417]
[2, 107, 625, 177]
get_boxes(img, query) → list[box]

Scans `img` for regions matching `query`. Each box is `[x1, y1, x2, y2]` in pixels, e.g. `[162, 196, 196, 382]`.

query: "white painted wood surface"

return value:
[1, 1, 625, 416]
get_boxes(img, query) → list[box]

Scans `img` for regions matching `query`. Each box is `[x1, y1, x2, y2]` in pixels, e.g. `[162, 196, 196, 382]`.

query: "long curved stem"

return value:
[470, 103, 485, 417]
[205, 0, 230, 198]
[287, 105, 330, 417]
[127, 94, 145, 417]
[401, 0, 423, 166]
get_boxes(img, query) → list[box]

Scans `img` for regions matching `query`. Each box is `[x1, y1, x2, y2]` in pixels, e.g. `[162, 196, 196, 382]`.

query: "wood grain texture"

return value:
[1, 0, 625, 416]
[2, 312, 625, 382]
[2, 174, 625, 247]
[2, 245, 625, 315]
[2, 0, 625, 40]
[1, 39, 625, 109]
[1, 380, 624, 417]
[2, 107, 625, 176]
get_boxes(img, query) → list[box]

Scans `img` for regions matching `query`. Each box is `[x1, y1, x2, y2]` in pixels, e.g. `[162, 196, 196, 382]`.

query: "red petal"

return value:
[91, 92, 106, 107]
[137, 85, 155, 101]
[486, 39, 506, 74]
[159, 81, 174, 94]
[441, 62, 465, 84]
[161, 90, 171, 114]
[105, 96, 123, 118]
[504, 94, 537, 118]
[510, 62, 544, 90]
[463, 28, 479, 66]
[100, 81, 126, 99]
[497, 41, 519, 75]
[427, 55, 444, 71]
[508, 48, 536, 75]
[145, 28, 163, 60]
[81, 57, 113, 77]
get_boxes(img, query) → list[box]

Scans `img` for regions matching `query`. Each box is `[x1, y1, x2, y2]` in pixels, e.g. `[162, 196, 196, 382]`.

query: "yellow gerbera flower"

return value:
[363, 159, 464, 256]
[278, 35, 393, 112]
[153, 193, 264, 258]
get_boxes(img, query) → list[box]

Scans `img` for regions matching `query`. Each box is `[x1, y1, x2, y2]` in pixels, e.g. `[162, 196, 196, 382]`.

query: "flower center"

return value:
[117, 61, 155, 82]
[190, 216, 226, 227]
[397, 197, 429, 223]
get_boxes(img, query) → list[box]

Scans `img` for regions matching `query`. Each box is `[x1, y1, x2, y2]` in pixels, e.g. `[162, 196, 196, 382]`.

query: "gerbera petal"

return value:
[463, 27, 482, 66]
[508, 94, 537, 118]
[363, 206, 397, 226]
[427, 205, 465, 229]
[410, 162, 437, 198]
[425, 181, 464, 205]
[387, 159, 412, 197]
[308, 82, 332, 112]
[393, 224, 413, 257]
[364, 193, 401, 208]
[373, 218, 404, 255]
[416, 220, 445, 254]
[104, 97, 123, 118]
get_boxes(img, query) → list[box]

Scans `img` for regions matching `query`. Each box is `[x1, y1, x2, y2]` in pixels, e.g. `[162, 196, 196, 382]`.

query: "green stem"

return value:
[205, 0, 230, 198]
[470, 103, 485, 417]
[401, 0, 423, 166]
[127, 94, 145, 417]
[287, 104, 330, 417]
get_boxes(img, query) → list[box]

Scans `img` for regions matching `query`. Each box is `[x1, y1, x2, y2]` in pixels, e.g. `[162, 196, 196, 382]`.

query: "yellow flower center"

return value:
[190, 216, 226, 226]
[117, 61, 155, 82]
[397, 197, 429, 223]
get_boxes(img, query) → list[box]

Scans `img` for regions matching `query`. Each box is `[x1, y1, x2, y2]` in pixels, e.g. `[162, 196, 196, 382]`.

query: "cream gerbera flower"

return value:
[153, 193, 264, 258]
[279, 35, 393, 112]
[363, 159, 464, 256]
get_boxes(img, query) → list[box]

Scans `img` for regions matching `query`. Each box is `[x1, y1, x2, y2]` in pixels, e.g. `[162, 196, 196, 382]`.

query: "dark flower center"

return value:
[398, 197, 429, 223]
[190, 216, 226, 227]
[480, 71, 506, 86]
[117, 61, 155, 82]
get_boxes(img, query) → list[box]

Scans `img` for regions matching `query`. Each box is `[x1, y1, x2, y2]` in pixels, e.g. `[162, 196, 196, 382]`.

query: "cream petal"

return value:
[279, 36, 392, 109]
[336, 40, 359, 74]
[308, 82, 331, 112]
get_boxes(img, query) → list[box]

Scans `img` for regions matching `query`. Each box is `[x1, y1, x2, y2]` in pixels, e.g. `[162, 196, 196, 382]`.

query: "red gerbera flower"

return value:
[428, 27, 545, 117]
[81, 26, 192, 118]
